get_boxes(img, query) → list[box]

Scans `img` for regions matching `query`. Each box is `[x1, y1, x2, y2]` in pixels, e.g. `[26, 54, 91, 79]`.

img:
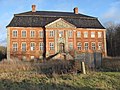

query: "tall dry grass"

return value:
[0, 58, 78, 75]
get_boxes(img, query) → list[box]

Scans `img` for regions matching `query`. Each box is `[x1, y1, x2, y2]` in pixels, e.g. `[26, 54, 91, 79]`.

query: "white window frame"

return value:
[21, 42, 26, 51]
[98, 32, 102, 38]
[39, 42, 44, 51]
[30, 30, 35, 38]
[12, 42, 18, 51]
[30, 42, 35, 51]
[98, 42, 102, 50]
[77, 31, 81, 38]
[91, 42, 96, 50]
[77, 42, 82, 50]
[84, 42, 89, 50]
[39, 31, 43, 38]
[49, 42, 54, 50]
[68, 30, 73, 38]
[12, 30, 18, 37]
[49, 30, 54, 37]
[91, 32, 95, 38]
[84, 31, 88, 38]
[21, 30, 27, 38]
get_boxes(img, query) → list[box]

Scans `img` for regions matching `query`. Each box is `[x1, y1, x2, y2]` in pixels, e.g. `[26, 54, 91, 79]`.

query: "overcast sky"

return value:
[0, 0, 120, 46]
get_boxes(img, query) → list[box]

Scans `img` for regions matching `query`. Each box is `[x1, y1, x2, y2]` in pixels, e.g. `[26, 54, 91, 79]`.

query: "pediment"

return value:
[45, 18, 76, 28]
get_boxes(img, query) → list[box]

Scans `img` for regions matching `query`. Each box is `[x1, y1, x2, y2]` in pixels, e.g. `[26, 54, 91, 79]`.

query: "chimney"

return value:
[73, 7, 78, 14]
[32, 5, 36, 12]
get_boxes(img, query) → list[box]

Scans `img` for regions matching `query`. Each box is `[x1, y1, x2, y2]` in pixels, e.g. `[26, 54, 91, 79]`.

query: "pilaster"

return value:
[7, 27, 10, 60]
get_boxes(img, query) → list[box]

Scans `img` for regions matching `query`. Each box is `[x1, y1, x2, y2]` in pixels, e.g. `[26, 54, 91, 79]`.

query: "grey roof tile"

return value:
[7, 11, 105, 29]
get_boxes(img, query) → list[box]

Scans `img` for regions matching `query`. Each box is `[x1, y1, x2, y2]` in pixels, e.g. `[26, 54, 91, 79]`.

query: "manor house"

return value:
[7, 5, 107, 60]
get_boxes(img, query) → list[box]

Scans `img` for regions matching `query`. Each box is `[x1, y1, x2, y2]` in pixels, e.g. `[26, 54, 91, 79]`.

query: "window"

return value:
[13, 43, 18, 51]
[39, 42, 43, 51]
[84, 31, 88, 38]
[39, 31, 43, 38]
[30, 42, 35, 51]
[49, 42, 54, 50]
[59, 31, 64, 37]
[91, 32, 95, 38]
[84, 42, 89, 50]
[22, 43, 26, 51]
[91, 42, 96, 50]
[77, 31, 81, 38]
[30, 31, 35, 38]
[69, 42, 73, 50]
[12, 30, 18, 37]
[98, 32, 102, 38]
[31, 56, 34, 60]
[49, 30, 54, 37]
[68, 30, 73, 37]
[77, 42, 82, 50]
[22, 31, 26, 38]
[98, 42, 102, 50]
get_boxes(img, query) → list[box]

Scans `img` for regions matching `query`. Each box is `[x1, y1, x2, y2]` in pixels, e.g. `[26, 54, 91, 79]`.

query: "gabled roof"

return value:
[7, 11, 105, 29]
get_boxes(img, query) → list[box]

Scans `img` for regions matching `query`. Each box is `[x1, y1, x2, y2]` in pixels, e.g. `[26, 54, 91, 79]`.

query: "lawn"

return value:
[0, 71, 120, 90]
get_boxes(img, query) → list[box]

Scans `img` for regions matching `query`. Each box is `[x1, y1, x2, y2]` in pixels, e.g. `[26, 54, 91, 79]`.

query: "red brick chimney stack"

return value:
[32, 5, 36, 12]
[74, 7, 78, 14]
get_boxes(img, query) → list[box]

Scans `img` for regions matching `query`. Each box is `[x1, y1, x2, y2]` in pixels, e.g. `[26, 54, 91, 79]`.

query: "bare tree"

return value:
[105, 22, 120, 57]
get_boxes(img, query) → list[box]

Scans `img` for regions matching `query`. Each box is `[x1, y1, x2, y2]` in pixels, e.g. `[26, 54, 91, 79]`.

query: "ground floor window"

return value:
[22, 43, 26, 51]
[31, 56, 34, 60]
[77, 42, 82, 50]
[84, 42, 89, 50]
[30, 42, 35, 51]
[91, 42, 96, 50]
[98, 42, 102, 50]
[39, 42, 44, 51]
[13, 43, 18, 51]
[49, 42, 54, 50]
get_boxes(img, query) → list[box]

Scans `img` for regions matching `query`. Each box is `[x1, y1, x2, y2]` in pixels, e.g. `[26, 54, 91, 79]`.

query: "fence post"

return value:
[81, 62, 86, 74]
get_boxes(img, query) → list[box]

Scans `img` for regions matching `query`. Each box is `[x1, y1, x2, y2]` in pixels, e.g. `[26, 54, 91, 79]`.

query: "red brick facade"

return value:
[7, 5, 107, 60]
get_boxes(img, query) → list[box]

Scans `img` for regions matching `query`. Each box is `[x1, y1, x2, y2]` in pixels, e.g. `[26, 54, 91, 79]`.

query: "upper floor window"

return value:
[22, 42, 26, 51]
[69, 42, 73, 50]
[84, 42, 89, 50]
[39, 31, 43, 38]
[49, 30, 54, 37]
[30, 42, 35, 51]
[59, 31, 64, 37]
[22, 30, 26, 38]
[13, 43, 18, 51]
[68, 30, 73, 38]
[77, 31, 81, 38]
[98, 42, 102, 50]
[98, 32, 102, 38]
[30, 31, 35, 38]
[91, 32, 95, 38]
[91, 42, 96, 50]
[12, 30, 18, 37]
[84, 31, 88, 38]
[49, 42, 54, 50]
[39, 42, 43, 51]
[77, 42, 82, 50]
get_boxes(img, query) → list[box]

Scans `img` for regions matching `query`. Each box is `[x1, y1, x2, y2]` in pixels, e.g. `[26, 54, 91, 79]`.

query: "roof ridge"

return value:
[14, 11, 96, 18]
[14, 15, 97, 19]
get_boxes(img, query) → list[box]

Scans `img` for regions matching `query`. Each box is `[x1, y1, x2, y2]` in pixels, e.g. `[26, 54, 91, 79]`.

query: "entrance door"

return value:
[59, 43, 65, 52]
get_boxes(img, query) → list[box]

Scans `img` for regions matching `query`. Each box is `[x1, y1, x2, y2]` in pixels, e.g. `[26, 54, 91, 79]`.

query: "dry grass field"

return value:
[0, 59, 120, 90]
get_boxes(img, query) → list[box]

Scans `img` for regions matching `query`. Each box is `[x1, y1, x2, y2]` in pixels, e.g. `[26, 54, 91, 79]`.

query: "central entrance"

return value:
[59, 43, 65, 52]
